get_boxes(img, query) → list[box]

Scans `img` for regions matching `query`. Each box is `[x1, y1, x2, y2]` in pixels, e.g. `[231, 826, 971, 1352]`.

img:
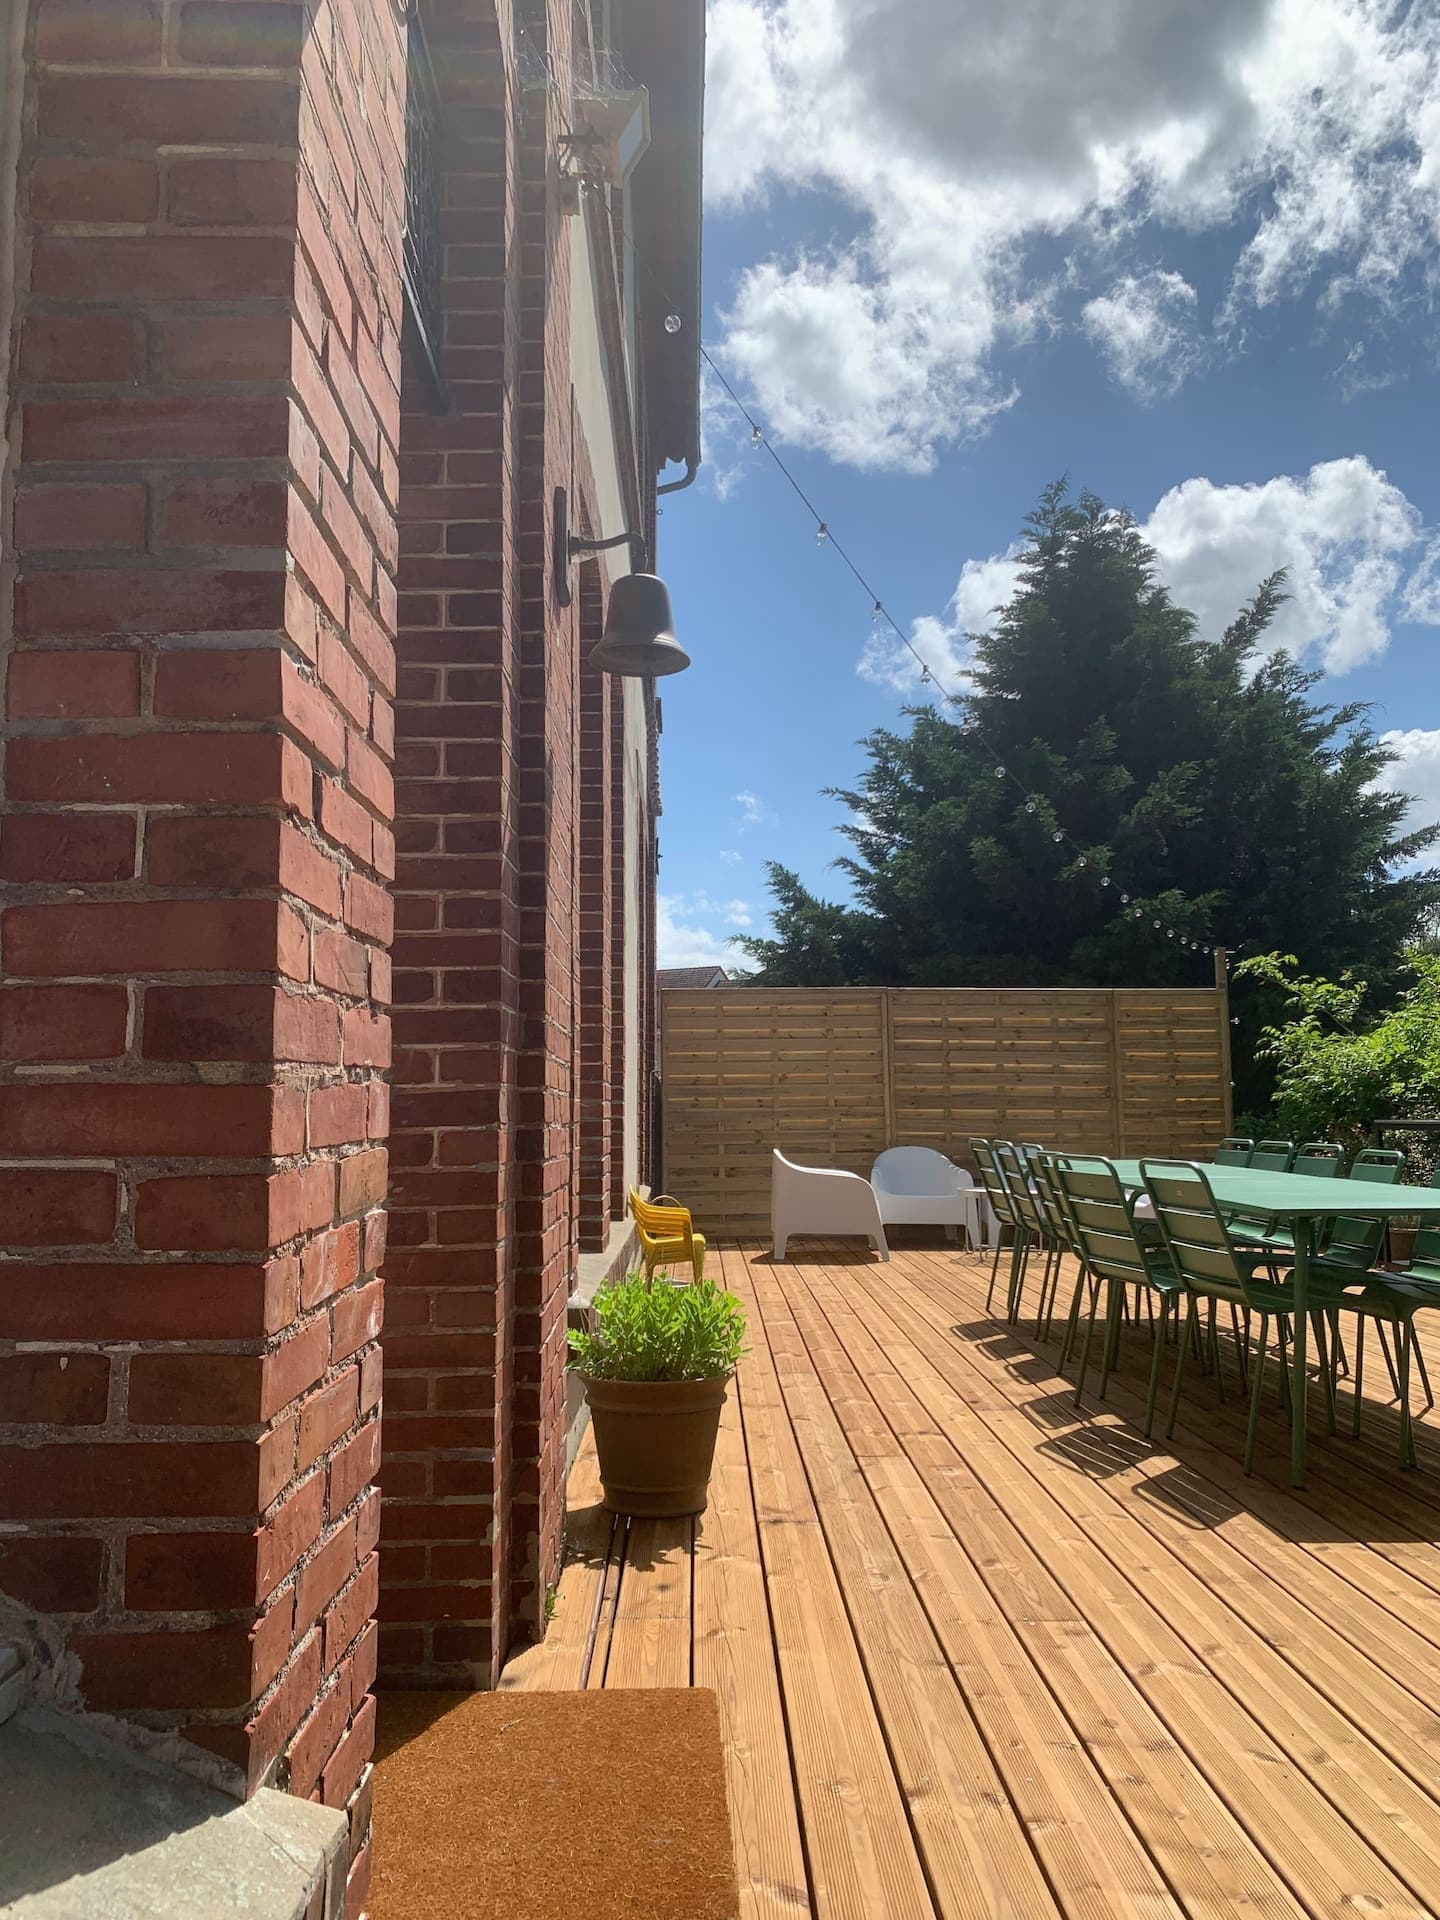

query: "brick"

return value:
[31, 156, 158, 224]
[344, 872, 393, 943]
[332, 1277, 382, 1362]
[7, 649, 140, 720]
[0, 1442, 260, 1519]
[261, 1315, 330, 1417]
[338, 1149, 387, 1221]
[134, 1166, 337, 1253]
[0, 1084, 284, 1159]
[125, 1531, 259, 1610]
[0, 1260, 288, 1343]
[165, 310, 291, 381]
[324, 1551, 378, 1675]
[161, 477, 287, 550]
[4, 899, 292, 976]
[168, 156, 297, 226]
[15, 567, 285, 638]
[8, 734, 296, 808]
[128, 1348, 264, 1425]
[257, 1473, 325, 1596]
[177, 2, 304, 66]
[72, 1628, 257, 1711]
[342, 1006, 390, 1067]
[309, 1083, 368, 1150]
[0, 1351, 110, 1423]
[298, 1365, 359, 1467]
[38, 72, 298, 148]
[288, 488, 348, 624]
[287, 1674, 349, 1799]
[0, 984, 130, 1059]
[15, 483, 147, 549]
[296, 1516, 357, 1632]
[0, 1168, 118, 1247]
[327, 1422, 379, 1519]
[319, 780, 372, 865]
[0, 1536, 104, 1614]
[23, 393, 288, 464]
[278, 825, 344, 918]
[36, 0, 162, 60]
[314, 928, 368, 998]
[346, 730, 393, 816]
[322, 1692, 374, 1809]
[145, 813, 278, 889]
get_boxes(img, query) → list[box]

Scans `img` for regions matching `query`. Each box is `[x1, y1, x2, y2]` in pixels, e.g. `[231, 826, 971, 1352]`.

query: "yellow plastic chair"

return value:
[629, 1187, 706, 1282]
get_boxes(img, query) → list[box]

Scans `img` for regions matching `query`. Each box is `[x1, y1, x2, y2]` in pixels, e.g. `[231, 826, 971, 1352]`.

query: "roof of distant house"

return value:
[659, 965, 730, 989]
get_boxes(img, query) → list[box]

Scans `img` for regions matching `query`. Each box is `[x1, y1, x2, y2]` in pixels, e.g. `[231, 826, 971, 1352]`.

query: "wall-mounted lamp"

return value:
[553, 486, 690, 678]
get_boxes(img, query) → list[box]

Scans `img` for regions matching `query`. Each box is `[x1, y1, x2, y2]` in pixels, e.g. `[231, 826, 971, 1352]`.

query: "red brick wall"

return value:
[0, 0, 406, 1901]
[384, 0, 651, 1688]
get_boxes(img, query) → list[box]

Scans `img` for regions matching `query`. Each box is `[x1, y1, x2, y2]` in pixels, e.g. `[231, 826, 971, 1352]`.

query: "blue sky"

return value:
[652, 0, 1440, 968]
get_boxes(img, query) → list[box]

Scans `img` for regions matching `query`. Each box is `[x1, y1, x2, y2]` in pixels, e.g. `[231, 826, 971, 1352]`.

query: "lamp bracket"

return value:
[553, 484, 648, 607]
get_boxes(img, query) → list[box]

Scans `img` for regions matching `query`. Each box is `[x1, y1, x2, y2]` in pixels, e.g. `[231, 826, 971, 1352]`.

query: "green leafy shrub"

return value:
[567, 1272, 747, 1382]
[1235, 950, 1440, 1177]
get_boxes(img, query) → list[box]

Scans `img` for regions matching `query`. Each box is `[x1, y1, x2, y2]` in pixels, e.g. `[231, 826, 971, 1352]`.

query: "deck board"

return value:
[504, 1241, 1440, 1920]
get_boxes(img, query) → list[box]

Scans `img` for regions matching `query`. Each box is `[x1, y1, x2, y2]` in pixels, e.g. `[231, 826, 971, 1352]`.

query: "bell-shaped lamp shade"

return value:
[589, 572, 691, 678]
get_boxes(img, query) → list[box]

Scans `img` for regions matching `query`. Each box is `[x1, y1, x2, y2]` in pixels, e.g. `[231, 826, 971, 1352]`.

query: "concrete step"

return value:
[0, 1708, 347, 1920]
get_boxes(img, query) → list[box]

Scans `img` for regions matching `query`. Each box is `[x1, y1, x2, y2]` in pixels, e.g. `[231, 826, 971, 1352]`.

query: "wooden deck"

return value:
[500, 1240, 1440, 1920]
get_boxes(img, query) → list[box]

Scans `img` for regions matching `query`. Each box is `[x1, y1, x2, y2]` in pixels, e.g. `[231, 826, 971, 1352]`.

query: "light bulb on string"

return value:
[871, 600, 883, 626]
[1025, 800, 1037, 815]
[815, 522, 829, 546]
[1076, 856, 1087, 869]
[664, 312, 683, 334]
[1100, 875, 1111, 887]
[1152, 919, 1161, 930]
[994, 765, 1005, 779]
[750, 424, 763, 449]
[1119, 892, 1129, 904]
[1052, 830, 1063, 843]
[919, 666, 932, 685]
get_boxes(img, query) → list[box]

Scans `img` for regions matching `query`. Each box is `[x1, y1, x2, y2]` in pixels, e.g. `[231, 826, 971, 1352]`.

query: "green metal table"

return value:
[1110, 1160, 1440, 1487]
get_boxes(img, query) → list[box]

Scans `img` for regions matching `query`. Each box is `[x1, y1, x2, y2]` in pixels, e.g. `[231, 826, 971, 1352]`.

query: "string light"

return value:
[815, 522, 829, 545]
[664, 312, 683, 334]
[751, 424, 763, 448]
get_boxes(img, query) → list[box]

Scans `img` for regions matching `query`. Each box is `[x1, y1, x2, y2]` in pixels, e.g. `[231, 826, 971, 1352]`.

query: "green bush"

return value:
[567, 1272, 747, 1382]
[1235, 950, 1440, 1177]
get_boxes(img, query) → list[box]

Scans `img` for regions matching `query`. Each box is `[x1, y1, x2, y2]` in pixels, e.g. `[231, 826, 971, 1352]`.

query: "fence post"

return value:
[1106, 990, 1125, 1155]
[880, 988, 897, 1147]
[1215, 948, 1234, 1135]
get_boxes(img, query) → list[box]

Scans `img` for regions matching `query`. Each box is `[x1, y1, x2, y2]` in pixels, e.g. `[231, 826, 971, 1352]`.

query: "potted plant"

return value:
[568, 1271, 747, 1517]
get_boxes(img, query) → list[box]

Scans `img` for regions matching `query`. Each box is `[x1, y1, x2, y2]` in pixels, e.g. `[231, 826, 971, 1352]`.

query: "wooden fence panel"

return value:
[662, 982, 1231, 1233]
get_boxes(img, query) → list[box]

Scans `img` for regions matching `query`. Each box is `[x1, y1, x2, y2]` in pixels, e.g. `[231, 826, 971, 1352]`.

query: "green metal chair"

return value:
[994, 1139, 1047, 1323]
[1050, 1155, 1184, 1430]
[1213, 1137, 1255, 1168]
[1029, 1151, 1081, 1341]
[971, 1137, 1024, 1313]
[1138, 1159, 1411, 1471]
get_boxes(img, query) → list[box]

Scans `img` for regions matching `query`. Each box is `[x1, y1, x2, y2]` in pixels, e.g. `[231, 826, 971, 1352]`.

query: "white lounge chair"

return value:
[771, 1149, 889, 1262]
[870, 1146, 997, 1249]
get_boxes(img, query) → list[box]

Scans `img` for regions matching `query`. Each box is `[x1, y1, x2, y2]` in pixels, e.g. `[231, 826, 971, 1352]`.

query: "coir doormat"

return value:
[369, 1687, 740, 1920]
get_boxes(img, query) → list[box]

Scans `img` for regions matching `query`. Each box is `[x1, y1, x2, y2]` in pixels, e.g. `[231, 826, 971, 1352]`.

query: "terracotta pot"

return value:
[581, 1374, 730, 1517]
[1388, 1224, 1418, 1269]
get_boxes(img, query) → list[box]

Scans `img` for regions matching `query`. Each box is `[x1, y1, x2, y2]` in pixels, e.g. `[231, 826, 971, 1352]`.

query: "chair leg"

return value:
[1276, 1315, 1291, 1411]
[1098, 1281, 1125, 1401]
[1059, 1267, 1088, 1369]
[1166, 1298, 1198, 1439]
[1398, 1321, 1416, 1469]
[1073, 1277, 1104, 1409]
[1376, 1323, 1400, 1396]
[1144, 1297, 1170, 1438]
[1414, 1334, 1434, 1411]
[1244, 1312, 1271, 1475]
[1207, 1306, 1225, 1403]
[1310, 1310, 1337, 1437]
[985, 1229, 1007, 1312]
[1229, 1302, 1248, 1394]
[1351, 1316, 1366, 1440]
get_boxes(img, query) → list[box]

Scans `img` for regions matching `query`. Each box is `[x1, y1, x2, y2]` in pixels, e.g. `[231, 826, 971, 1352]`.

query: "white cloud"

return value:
[707, 0, 1440, 468]
[734, 789, 773, 829]
[719, 848, 743, 866]
[868, 456, 1440, 692]
[1377, 729, 1440, 845]
[657, 893, 760, 968]
[658, 894, 741, 969]
[1081, 270, 1206, 398]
